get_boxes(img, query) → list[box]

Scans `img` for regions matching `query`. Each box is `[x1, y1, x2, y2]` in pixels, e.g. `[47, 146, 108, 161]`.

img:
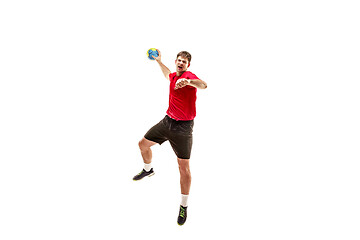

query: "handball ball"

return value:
[147, 48, 159, 60]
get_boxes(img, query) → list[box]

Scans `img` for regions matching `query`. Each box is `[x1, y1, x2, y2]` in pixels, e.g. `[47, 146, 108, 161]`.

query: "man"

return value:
[133, 49, 207, 226]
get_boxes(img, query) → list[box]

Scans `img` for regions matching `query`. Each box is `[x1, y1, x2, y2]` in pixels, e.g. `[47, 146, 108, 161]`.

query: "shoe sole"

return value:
[133, 172, 155, 181]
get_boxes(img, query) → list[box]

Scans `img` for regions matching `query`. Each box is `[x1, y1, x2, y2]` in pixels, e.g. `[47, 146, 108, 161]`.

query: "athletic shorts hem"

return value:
[144, 136, 163, 145]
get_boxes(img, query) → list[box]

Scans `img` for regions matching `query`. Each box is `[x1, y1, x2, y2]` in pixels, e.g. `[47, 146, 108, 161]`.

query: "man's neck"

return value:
[176, 71, 186, 77]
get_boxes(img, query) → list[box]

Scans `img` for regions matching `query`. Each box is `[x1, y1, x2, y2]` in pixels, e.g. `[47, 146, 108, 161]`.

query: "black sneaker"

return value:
[133, 168, 155, 181]
[177, 205, 187, 226]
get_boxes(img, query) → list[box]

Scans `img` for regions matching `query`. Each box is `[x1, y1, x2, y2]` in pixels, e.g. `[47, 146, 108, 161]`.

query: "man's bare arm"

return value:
[189, 79, 207, 89]
[153, 49, 171, 81]
[174, 78, 207, 90]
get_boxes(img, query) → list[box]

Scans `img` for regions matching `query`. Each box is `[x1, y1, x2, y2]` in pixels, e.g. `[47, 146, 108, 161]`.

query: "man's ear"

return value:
[188, 62, 191, 68]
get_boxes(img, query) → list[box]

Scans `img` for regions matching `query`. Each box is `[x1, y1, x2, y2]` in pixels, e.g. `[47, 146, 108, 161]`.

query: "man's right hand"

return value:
[153, 49, 161, 62]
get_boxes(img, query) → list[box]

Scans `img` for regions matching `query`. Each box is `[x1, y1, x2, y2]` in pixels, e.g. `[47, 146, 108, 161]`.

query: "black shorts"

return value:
[144, 115, 194, 159]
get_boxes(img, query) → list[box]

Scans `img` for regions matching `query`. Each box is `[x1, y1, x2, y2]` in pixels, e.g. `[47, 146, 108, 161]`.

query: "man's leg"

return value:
[138, 137, 157, 164]
[177, 157, 191, 226]
[168, 124, 193, 226]
[177, 158, 191, 195]
[133, 137, 157, 181]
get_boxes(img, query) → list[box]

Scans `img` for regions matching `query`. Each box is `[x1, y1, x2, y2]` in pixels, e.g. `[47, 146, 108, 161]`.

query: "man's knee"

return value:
[138, 139, 147, 151]
[178, 158, 191, 175]
[139, 138, 156, 151]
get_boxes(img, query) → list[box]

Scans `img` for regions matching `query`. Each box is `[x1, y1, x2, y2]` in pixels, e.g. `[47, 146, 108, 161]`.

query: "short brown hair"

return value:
[177, 51, 192, 63]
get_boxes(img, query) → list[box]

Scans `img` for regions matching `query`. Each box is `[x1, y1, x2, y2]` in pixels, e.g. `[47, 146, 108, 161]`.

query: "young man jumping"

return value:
[133, 49, 207, 225]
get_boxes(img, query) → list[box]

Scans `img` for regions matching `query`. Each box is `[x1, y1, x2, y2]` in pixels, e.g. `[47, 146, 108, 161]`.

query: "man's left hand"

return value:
[175, 78, 190, 90]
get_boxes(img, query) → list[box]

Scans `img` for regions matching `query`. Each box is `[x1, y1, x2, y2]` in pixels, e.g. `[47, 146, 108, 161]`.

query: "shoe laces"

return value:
[180, 207, 186, 218]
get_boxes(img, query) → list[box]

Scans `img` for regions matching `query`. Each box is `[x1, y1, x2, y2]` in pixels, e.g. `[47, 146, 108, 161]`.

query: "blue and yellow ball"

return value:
[147, 48, 159, 60]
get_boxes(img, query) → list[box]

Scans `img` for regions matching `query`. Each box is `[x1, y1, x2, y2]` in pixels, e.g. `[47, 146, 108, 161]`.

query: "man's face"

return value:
[175, 56, 190, 73]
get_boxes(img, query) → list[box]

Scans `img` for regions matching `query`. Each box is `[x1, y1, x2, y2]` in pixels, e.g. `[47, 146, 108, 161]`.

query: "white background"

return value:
[1, 0, 359, 239]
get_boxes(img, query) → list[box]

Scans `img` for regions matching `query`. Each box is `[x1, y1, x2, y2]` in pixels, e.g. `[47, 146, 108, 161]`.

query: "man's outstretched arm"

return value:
[175, 78, 207, 90]
[153, 49, 171, 81]
[188, 79, 207, 89]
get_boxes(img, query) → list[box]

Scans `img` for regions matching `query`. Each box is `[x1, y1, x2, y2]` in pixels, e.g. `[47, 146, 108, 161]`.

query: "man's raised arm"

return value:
[153, 49, 171, 81]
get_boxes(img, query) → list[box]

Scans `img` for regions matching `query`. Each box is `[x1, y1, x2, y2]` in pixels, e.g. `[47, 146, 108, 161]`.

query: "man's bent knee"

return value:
[139, 137, 157, 151]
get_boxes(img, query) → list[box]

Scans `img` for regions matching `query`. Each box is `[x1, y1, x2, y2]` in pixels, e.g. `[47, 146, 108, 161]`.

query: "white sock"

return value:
[144, 163, 152, 172]
[181, 194, 189, 207]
